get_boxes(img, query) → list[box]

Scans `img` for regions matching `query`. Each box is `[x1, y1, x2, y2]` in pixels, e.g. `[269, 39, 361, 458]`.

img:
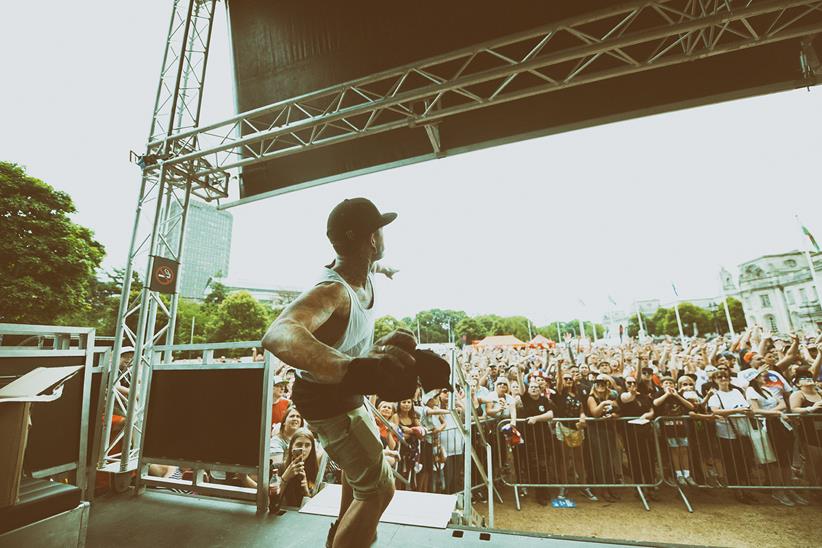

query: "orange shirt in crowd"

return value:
[272, 398, 290, 425]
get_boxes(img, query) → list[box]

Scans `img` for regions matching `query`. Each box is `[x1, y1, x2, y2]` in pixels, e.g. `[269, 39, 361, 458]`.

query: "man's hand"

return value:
[341, 344, 416, 397]
[374, 262, 400, 280]
[375, 329, 417, 354]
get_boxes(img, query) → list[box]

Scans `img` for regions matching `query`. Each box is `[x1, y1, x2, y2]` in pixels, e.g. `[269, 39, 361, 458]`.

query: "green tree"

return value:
[712, 297, 747, 334]
[374, 315, 411, 341]
[455, 317, 486, 345]
[0, 162, 105, 324]
[203, 280, 228, 310]
[175, 298, 211, 345]
[404, 309, 467, 343]
[207, 291, 271, 344]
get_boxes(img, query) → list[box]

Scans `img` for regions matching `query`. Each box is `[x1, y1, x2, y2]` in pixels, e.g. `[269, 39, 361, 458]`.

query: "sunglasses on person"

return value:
[626, 380, 637, 385]
[562, 376, 573, 381]
[641, 369, 653, 375]
[680, 382, 694, 386]
[716, 375, 730, 381]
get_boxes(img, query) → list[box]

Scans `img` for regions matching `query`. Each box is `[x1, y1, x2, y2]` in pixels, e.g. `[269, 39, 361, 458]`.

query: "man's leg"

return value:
[326, 473, 355, 548]
[333, 482, 394, 548]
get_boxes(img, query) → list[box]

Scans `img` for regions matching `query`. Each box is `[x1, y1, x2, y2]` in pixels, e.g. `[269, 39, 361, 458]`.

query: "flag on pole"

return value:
[801, 222, 821, 252]
[608, 295, 617, 306]
[671, 283, 679, 297]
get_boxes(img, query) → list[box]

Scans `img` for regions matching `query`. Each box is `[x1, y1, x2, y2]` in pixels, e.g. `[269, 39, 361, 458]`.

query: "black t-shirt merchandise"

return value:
[520, 394, 555, 419]
[620, 393, 652, 418]
[551, 389, 585, 420]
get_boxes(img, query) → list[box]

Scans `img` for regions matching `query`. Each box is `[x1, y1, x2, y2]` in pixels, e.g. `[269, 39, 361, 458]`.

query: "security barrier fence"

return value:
[472, 413, 822, 512]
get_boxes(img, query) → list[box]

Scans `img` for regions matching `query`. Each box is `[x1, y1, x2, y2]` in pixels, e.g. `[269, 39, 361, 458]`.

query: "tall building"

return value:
[724, 251, 822, 334]
[170, 200, 233, 299]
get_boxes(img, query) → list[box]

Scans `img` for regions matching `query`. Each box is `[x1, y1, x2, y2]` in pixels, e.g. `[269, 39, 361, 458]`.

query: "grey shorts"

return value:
[308, 405, 393, 501]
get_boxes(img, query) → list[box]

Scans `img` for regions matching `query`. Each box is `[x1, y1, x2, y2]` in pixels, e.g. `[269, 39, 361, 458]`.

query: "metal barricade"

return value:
[655, 413, 822, 512]
[497, 416, 664, 510]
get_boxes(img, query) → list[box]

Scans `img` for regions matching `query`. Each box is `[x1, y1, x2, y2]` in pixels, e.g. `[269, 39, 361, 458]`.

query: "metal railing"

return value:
[496, 416, 664, 511]
[475, 411, 822, 513]
[657, 413, 822, 511]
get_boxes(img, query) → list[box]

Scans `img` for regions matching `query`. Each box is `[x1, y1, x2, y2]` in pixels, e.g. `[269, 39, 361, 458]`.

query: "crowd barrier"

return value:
[472, 412, 822, 512]
[657, 413, 822, 511]
[496, 416, 664, 510]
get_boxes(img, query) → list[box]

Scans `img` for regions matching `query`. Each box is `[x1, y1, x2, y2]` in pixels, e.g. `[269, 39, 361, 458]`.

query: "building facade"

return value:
[724, 251, 822, 335]
[170, 200, 233, 299]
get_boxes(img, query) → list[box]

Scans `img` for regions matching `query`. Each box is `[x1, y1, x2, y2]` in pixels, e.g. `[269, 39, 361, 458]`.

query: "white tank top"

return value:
[296, 268, 376, 384]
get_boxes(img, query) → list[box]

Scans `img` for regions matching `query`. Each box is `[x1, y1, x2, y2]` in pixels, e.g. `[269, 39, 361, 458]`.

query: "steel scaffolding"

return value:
[100, 0, 227, 473]
[102, 0, 822, 475]
[142, 0, 822, 189]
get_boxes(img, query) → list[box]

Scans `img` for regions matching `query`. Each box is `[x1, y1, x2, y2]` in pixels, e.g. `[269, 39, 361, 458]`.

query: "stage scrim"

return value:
[226, 0, 822, 200]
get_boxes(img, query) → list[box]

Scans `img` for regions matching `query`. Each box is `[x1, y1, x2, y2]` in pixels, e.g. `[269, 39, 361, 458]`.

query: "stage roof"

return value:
[224, 0, 822, 202]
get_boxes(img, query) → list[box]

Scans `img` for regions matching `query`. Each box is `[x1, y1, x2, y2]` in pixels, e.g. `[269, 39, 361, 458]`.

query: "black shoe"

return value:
[326, 520, 338, 548]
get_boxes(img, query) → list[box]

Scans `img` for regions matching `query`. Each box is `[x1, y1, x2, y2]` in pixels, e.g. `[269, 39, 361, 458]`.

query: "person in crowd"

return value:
[743, 367, 805, 506]
[551, 369, 596, 501]
[708, 371, 757, 503]
[270, 427, 320, 509]
[485, 377, 516, 419]
[586, 374, 622, 501]
[372, 400, 396, 445]
[619, 375, 658, 496]
[417, 390, 449, 492]
[654, 375, 696, 486]
[393, 398, 423, 489]
[271, 406, 307, 472]
[438, 389, 465, 494]
[639, 366, 663, 398]
[789, 366, 822, 493]
[511, 380, 555, 505]
[271, 376, 292, 427]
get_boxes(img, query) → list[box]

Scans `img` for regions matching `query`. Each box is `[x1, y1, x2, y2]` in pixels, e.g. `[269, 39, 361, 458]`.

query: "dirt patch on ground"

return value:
[474, 487, 820, 547]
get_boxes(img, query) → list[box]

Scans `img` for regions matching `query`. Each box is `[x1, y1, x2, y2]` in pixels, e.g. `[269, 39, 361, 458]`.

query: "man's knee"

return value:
[379, 478, 395, 501]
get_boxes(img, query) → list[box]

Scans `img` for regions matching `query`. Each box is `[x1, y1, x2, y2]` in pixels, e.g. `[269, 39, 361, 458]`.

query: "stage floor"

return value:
[85, 489, 667, 548]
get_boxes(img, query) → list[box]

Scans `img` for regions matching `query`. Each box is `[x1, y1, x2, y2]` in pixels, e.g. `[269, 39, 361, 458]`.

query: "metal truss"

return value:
[101, 0, 223, 473]
[143, 0, 822, 181]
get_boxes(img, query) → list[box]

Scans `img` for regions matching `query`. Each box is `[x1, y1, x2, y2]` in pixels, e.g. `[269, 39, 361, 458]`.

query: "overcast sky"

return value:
[3, 1, 821, 326]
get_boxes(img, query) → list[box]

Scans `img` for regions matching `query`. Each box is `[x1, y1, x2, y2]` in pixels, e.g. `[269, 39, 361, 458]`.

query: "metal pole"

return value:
[722, 297, 735, 337]
[673, 301, 685, 346]
[463, 379, 472, 524]
[486, 443, 493, 528]
[190, 316, 196, 344]
[719, 272, 736, 337]
[120, 169, 172, 471]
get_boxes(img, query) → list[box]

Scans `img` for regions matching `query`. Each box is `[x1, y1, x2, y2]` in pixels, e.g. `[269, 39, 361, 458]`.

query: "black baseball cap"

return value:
[327, 198, 397, 242]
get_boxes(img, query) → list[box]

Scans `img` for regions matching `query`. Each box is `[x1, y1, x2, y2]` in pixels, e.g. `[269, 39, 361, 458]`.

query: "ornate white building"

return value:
[723, 251, 822, 335]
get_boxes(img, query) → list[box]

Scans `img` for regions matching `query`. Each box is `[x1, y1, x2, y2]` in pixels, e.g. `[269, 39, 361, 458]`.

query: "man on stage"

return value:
[262, 197, 415, 548]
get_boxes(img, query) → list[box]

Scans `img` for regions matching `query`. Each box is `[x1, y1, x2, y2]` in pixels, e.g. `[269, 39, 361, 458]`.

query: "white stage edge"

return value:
[300, 484, 457, 529]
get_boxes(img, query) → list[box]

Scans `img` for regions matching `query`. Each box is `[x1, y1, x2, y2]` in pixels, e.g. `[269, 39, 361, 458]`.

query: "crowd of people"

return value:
[454, 326, 822, 507]
[144, 325, 822, 512]
[164, 323, 818, 513]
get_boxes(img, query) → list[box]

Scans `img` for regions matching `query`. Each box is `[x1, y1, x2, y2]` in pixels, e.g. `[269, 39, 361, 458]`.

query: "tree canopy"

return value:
[627, 298, 746, 337]
[0, 162, 105, 324]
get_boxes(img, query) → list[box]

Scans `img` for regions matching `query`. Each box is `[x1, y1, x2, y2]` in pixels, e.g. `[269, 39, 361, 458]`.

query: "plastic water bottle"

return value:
[269, 470, 281, 513]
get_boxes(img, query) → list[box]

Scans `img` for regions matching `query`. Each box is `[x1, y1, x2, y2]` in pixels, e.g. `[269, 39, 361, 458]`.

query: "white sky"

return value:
[2, 1, 821, 326]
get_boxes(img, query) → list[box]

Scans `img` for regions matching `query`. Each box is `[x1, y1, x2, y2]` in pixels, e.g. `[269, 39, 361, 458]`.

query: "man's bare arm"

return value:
[262, 283, 351, 383]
